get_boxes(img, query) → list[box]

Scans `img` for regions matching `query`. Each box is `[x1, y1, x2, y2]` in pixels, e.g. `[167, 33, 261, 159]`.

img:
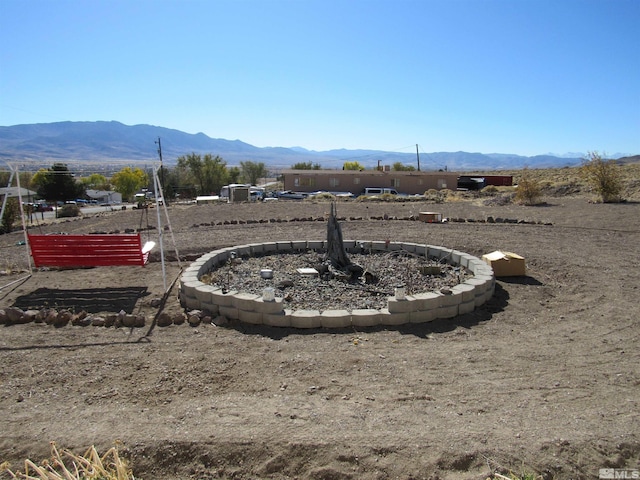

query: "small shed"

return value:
[229, 186, 250, 203]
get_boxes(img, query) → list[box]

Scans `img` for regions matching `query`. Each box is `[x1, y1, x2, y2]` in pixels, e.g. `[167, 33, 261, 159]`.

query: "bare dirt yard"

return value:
[1, 195, 639, 479]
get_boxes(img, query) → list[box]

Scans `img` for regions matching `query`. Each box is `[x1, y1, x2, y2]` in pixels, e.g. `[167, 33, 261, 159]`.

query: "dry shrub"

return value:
[0, 442, 135, 480]
[542, 181, 582, 197]
[580, 152, 623, 203]
[356, 193, 403, 202]
[310, 192, 337, 201]
[58, 204, 82, 218]
[444, 190, 472, 203]
[514, 169, 543, 205]
[423, 189, 446, 203]
[483, 192, 515, 206]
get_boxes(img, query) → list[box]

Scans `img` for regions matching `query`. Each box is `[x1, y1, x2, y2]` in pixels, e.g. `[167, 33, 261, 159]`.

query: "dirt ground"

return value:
[1, 196, 639, 479]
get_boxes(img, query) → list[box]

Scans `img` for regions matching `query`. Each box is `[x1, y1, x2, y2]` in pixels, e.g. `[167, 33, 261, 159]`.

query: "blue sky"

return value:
[1, 0, 638, 157]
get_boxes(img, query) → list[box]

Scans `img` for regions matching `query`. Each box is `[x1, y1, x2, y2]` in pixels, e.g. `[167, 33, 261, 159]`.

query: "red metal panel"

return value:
[28, 234, 147, 268]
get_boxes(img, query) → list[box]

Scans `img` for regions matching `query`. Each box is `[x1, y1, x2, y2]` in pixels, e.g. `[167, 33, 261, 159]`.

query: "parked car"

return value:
[276, 190, 309, 200]
[362, 187, 399, 196]
[33, 202, 54, 212]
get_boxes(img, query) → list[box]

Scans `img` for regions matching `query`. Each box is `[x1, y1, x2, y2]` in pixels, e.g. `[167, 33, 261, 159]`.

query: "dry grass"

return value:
[470, 162, 640, 201]
[0, 442, 136, 480]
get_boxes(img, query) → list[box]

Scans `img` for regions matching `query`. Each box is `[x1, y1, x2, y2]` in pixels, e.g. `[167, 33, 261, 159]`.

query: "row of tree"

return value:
[0, 156, 269, 206]
[291, 161, 417, 171]
[1, 151, 625, 213]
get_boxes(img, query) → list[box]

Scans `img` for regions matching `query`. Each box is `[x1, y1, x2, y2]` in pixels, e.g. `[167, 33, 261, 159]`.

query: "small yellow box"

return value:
[482, 251, 526, 277]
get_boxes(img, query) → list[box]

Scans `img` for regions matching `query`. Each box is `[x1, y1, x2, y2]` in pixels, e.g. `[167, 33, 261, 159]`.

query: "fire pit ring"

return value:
[179, 240, 495, 329]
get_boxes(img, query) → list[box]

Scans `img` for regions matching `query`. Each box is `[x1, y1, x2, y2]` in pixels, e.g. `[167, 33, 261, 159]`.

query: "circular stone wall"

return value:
[179, 240, 495, 329]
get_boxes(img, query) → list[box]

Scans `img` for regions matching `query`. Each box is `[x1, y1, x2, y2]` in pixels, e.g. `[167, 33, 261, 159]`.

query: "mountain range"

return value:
[0, 120, 629, 172]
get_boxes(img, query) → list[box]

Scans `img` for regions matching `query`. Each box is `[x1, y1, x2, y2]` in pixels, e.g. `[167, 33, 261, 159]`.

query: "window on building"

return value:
[438, 179, 447, 189]
[392, 178, 400, 188]
[300, 177, 316, 187]
[353, 177, 360, 185]
[329, 177, 339, 187]
[294, 177, 299, 187]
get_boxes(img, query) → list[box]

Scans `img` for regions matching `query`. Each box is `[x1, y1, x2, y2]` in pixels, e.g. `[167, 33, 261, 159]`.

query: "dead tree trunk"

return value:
[325, 202, 363, 278]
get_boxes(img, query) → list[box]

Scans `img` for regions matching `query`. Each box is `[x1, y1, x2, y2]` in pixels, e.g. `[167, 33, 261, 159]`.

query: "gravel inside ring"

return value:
[203, 251, 473, 312]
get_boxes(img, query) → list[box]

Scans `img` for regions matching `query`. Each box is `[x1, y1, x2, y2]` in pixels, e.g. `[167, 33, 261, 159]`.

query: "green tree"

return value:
[343, 161, 365, 171]
[177, 153, 229, 195]
[34, 163, 84, 205]
[228, 166, 241, 184]
[202, 154, 229, 194]
[111, 167, 148, 202]
[80, 173, 110, 191]
[291, 161, 321, 170]
[240, 160, 267, 185]
[0, 170, 10, 187]
[177, 153, 203, 192]
[1, 197, 20, 233]
[581, 151, 623, 203]
[392, 162, 416, 171]
[157, 165, 177, 200]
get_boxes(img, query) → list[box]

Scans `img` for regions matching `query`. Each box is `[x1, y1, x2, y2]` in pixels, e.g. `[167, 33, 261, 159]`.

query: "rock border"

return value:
[179, 241, 495, 328]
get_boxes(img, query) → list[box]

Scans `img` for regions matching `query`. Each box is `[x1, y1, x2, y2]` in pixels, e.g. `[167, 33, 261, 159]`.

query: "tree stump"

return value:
[325, 202, 363, 278]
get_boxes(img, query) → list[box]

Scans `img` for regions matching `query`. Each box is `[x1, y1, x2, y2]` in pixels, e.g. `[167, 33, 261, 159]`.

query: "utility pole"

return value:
[416, 144, 421, 171]
[155, 137, 165, 202]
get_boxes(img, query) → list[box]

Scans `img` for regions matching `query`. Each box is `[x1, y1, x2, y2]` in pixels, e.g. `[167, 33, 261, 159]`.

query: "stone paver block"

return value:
[238, 309, 263, 325]
[307, 240, 325, 251]
[290, 310, 322, 328]
[182, 295, 201, 310]
[458, 299, 475, 315]
[379, 309, 409, 325]
[262, 242, 277, 253]
[211, 290, 238, 306]
[427, 246, 446, 259]
[234, 245, 252, 257]
[400, 242, 421, 254]
[199, 302, 220, 317]
[411, 292, 441, 310]
[410, 308, 437, 323]
[437, 304, 458, 319]
[219, 305, 239, 320]
[232, 292, 260, 311]
[351, 309, 382, 327]
[263, 311, 291, 327]
[180, 280, 201, 300]
[292, 240, 306, 250]
[439, 291, 463, 307]
[248, 243, 265, 255]
[195, 284, 221, 302]
[276, 241, 293, 251]
[320, 310, 351, 328]
[451, 283, 476, 303]
[254, 297, 285, 314]
[387, 296, 418, 313]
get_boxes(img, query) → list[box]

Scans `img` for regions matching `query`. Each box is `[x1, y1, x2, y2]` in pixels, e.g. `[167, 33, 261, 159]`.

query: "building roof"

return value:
[0, 186, 38, 198]
[280, 169, 457, 176]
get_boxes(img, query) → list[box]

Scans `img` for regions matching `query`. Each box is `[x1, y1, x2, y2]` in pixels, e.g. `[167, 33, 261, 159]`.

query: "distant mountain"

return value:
[0, 120, 614, 171]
